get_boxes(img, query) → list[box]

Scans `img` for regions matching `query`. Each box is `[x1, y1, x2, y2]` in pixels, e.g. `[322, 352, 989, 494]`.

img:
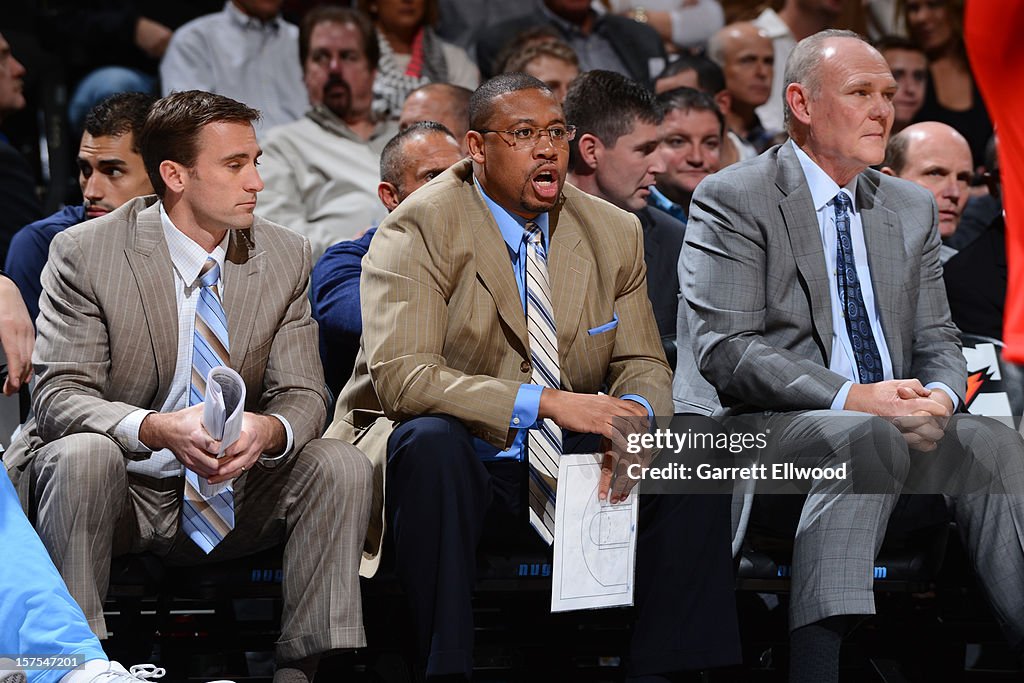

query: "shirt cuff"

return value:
[259, 413, 294, 469]
[620, 394, 654, 419]
[513, 383, 543, 429]
[925, 382, 960, 412]
[113, 409, 157, 453]
[831, 381, 854, 411]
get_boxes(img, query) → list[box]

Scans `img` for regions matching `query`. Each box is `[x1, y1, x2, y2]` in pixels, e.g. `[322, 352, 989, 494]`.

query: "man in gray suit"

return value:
[681, 30, 1024, 682]
[3, 91, 372, 683]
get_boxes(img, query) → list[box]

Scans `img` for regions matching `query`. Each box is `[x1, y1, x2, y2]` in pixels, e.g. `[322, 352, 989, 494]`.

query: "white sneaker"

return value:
[72, 660, 235, 682]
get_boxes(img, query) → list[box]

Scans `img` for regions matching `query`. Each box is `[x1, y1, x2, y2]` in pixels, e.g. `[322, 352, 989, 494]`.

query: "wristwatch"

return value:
[630, 6, 649, 23]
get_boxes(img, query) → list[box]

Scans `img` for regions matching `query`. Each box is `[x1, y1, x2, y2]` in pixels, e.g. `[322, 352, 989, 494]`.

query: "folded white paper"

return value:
[196, 366, 246, 499]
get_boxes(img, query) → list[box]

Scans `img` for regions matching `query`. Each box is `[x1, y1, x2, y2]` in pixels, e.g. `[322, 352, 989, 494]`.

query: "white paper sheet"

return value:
[196, 366, 246, 499]
[551, 453, 638, 612]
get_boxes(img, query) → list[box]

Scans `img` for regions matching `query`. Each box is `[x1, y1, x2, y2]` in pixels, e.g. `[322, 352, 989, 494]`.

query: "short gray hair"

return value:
[782, 29, 864, 133]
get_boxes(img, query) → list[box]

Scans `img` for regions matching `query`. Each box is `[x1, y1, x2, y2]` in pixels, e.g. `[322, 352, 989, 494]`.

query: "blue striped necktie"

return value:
[181, 258, 235, 553]
[834, 192, 884, 383]
[524, 222, 562, 544]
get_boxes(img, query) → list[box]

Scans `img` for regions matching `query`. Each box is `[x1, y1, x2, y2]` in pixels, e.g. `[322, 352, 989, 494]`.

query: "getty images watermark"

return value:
[611, 414, 1024, 496]
[624, 426, 847, 484]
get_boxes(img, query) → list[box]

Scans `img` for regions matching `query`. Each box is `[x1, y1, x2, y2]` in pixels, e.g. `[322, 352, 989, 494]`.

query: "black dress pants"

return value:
[386, 414, 741, 679]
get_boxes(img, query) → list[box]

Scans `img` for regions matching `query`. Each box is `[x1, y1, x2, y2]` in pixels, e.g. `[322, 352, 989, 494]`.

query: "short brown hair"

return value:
[501, 39, 579, 75]
[138, 90, 260, 197]
[300, 6, 379, 70]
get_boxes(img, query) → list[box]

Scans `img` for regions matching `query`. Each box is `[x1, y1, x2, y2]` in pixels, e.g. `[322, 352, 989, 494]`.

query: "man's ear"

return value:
[467, 130, 485, 163]
[378, 181, 401, 212]
[576, 132, 602, 171]
[160, 160, 186, 195]
[880, 166, 896, 177]
[714, 89, 732, 117]
[786, 83, 812, 127]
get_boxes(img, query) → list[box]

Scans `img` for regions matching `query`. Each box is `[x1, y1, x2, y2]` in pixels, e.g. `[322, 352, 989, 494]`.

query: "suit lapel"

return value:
[124, 201, 178, 404]
[777, 146, 834, 364]
[465, 182, 530, 357]
[222, 229, 261, 370]
[548, 199, 590, 353]
[857, 177, 905, 377]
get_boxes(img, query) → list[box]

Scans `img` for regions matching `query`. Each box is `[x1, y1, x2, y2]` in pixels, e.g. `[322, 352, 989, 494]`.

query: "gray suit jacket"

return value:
[4, 196, 329, 493]
[679, 143, 966, 414]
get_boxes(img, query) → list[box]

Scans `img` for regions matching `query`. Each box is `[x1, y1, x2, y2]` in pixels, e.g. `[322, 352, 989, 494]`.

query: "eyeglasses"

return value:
[477, 125, 577, 148]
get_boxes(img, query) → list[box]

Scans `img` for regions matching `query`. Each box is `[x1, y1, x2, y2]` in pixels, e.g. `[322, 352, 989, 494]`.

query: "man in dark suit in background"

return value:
[475, 0, 666, 87]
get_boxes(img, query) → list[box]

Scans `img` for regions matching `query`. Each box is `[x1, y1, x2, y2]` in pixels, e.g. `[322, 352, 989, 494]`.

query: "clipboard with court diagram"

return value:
[551, 453, 638, 613]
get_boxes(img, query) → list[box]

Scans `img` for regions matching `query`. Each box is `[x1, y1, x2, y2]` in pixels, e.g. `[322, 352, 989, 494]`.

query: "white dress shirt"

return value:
[790, 141, 958, 411]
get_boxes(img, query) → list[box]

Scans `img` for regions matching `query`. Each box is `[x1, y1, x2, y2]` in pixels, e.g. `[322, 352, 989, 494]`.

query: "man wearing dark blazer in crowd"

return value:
[476, 0, 666, 87]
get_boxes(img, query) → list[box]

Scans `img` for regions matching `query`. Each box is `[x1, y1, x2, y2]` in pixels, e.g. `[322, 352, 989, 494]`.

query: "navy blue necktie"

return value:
[834, 192, 884, 384]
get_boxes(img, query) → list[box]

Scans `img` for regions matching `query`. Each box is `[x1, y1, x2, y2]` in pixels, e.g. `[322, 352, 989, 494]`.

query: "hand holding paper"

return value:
[196, 366, 246, 497]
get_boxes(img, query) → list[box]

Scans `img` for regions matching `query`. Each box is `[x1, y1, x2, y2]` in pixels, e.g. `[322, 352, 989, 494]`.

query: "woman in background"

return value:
[358, 0, 479, 119]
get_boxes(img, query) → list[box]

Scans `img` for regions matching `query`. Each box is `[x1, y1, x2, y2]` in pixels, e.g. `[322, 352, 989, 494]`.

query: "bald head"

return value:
[399, 83, 472, 153]
[883, 122, 973, 238]
[708, 23, 774, 109]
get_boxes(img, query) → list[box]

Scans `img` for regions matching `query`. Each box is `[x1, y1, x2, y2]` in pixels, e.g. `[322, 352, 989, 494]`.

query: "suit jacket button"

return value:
[520, 361, 531, 373]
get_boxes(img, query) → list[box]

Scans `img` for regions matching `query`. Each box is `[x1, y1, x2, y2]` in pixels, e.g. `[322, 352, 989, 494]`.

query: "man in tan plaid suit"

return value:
[329, 73, 741, 681]
[3, 91, 372, 683]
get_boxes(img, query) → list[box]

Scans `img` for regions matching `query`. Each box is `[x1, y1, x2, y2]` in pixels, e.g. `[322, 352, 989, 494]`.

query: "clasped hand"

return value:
[139, 406, 278, 484]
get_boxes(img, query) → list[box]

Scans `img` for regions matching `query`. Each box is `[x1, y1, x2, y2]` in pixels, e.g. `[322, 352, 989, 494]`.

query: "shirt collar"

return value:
[755, 8, 791, 39]
[473, 177, 550, 257]
[159, 202, 229, 287]
[789, 139, 859, 213]
[224, 0, 281, 31]
[649, 185, 682, 213]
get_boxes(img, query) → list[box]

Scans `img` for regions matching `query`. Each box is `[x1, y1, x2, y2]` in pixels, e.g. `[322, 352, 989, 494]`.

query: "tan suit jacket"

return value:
[327, 158, 672, 576]
[5, 196, 329, 494]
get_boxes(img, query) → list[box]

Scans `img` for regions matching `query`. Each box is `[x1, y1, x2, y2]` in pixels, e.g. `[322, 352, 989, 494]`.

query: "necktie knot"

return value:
[199, 258, 220, 289]
[525, 222, 543, 246]
[834, 192, 852, 215]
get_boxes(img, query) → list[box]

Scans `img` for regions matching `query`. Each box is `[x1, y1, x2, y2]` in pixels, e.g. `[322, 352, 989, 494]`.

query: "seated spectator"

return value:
[434, 0, 526, 53]
[500, 38, 580, 104]
[753, 0, 841, 135]
[707, 22, 775, 158]
[943, 137, 1007, 340]
[38, 1, 222, 133]
[357, 0, 479, 120]
[563, 70, 679, 347]
[680, 30, 1024, 682]
[259, 6, 398, 258]
[3, 91, 372, 683]
[311, 122, 462, 396]
[654, 54, 746, 169]
[876, 35, 927, 134]
[903, 0, 992, 172]
[398, 82, 471, 153]
[5, 92, 155, 321]
[476, 0, 667, 87]
[0, 33, 41, 267]
[609, 0, 725, 54]
[881, 121, 972, 256]
[650, 87, 723, 225]
[327, 72, 740, 680]
[160, 0, 307, 132]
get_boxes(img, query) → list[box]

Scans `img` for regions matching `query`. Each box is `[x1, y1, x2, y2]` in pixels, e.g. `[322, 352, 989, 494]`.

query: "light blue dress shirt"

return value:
[789, 141, 958, 411]
[473, 180, 652, 461]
